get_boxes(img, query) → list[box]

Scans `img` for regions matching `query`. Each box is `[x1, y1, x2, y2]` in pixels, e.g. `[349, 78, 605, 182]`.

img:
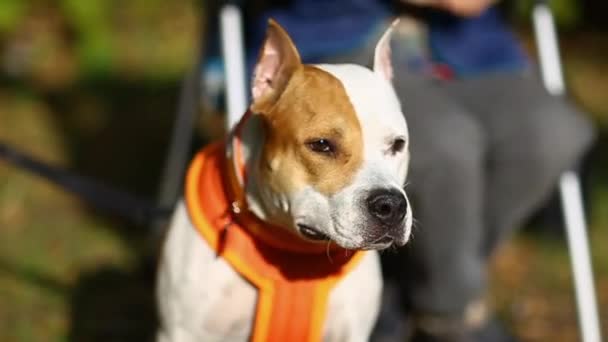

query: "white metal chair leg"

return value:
[220, 4, 248, 130]
[533, 3, 602, 342]
[560, 171, 603, 342]
[154, 3, 250, 230]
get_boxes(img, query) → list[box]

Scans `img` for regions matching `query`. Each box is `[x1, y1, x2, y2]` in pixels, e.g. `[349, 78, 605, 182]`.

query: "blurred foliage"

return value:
[0, 0, 26, 33]
[0, 0, 199, 85]
[60, 0, 114, 75]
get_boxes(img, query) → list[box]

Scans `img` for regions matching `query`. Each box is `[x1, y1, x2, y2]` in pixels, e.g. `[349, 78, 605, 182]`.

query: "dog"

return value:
[156, 19, 412, 342]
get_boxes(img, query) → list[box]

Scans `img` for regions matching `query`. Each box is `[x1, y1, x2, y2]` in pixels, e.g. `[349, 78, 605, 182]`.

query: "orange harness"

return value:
[185, 127, 365, 341]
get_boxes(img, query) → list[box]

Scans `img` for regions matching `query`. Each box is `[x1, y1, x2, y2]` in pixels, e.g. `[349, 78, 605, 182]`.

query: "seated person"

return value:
[202, 0, 595, 340]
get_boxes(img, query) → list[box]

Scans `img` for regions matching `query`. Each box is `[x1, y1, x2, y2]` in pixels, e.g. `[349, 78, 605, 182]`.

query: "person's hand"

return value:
[438, 0, 496, 17]
[401, 0, 497, 17]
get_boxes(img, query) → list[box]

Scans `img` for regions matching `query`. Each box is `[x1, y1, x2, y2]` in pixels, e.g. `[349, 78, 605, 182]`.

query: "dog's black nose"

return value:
[366, 189, 407, 226]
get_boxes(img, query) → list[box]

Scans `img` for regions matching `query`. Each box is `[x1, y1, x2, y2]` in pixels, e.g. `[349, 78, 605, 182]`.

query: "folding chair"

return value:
[157, 1, 603, 340]
[533, 1, 602, 341]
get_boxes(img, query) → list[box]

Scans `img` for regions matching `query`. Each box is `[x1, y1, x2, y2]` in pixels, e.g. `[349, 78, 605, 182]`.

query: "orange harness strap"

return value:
[185, 142, 365, 342]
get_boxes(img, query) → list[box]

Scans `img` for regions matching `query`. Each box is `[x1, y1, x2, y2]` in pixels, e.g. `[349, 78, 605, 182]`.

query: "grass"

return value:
[0, 3, 196, 339]
[0, 91, 154, 341]
[0, 7, 608, 341]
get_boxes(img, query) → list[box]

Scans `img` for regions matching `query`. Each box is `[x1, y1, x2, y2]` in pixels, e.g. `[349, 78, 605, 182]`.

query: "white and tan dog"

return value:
[156, 19, 412, 342]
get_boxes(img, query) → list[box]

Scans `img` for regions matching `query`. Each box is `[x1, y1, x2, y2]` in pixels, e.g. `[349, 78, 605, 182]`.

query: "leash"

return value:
[0, 140, 172, 226]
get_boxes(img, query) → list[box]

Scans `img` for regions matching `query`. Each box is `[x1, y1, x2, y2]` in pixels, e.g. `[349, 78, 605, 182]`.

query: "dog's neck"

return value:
[226, 112, 293, 230]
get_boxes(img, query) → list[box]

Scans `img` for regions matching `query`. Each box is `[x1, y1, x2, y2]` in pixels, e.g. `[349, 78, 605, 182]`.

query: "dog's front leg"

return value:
[324, 251, 383, 342]
[156, 202, 256, 342]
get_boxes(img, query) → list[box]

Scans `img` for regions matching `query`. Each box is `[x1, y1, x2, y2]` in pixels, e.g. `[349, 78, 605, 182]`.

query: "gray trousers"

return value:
[321, 41, 595, 319]
[391, 70, 595, 317]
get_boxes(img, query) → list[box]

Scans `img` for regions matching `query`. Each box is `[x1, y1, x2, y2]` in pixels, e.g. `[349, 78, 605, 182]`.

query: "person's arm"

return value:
[401, 0, 498, 17]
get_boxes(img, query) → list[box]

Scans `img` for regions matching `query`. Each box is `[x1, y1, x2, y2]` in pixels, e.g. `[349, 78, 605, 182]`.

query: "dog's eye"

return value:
[391, 138, 406, 154]
[306, 138, 336, 156]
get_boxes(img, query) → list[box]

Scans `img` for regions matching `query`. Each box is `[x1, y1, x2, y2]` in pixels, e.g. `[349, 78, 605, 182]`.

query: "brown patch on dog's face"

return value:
[246, 19, 411, 249]
[255, 65, 363, 197]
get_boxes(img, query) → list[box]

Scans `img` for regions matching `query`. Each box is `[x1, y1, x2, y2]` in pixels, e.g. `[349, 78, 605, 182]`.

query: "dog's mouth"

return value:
[361, 236, 394, 250]
[297, 224, 330, 241]
[295, 224, 404, 250]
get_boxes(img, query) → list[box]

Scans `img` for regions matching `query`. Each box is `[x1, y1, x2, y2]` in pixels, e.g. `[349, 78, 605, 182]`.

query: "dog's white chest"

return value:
[156, 203, 256, 341]
[156, 202, 382, 342]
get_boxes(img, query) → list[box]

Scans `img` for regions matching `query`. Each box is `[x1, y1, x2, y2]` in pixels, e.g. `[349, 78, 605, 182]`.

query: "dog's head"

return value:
[248, 19, 411, 250]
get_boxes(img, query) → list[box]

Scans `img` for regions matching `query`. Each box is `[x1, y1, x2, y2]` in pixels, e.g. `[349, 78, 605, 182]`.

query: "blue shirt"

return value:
[245, 0, 528, 78]
[247, 0, 389, 72]
[428, 8, 529, 77]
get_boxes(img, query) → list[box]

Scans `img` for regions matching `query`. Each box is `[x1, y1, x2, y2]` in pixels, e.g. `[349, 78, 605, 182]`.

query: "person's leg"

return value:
[392, 75, 489, 323]
[442, 71, 596, 258]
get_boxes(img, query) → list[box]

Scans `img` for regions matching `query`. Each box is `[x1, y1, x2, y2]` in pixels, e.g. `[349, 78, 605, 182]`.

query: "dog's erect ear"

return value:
[373, 19, 399, 82]
[251, 19, 301, 113]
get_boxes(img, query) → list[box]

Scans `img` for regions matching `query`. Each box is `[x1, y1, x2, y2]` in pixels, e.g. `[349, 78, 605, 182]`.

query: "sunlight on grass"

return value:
[0, 156, 138, 341]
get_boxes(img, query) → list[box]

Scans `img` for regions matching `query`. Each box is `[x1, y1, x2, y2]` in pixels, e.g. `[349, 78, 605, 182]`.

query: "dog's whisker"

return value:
[411, 219, 422, 233]
[370, 232, 391, 244]
[325, 240, 333, 263]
